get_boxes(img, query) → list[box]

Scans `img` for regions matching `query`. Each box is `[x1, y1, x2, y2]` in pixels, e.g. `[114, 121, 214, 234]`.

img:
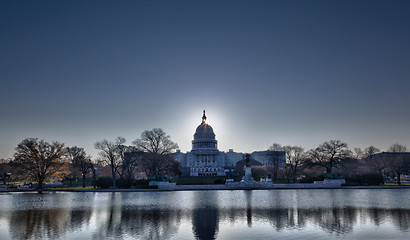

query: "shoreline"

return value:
[1, 185, 409, 193]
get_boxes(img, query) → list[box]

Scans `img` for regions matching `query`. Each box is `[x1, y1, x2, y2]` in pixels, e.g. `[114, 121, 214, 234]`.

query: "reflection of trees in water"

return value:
[7, 193, 93, 239]
[219, 207, 410, 234]
[118, 207, 182, 240]
[8, 206, 93, 239]
[391, 209, 410, 232]
[94, 193, 122, 239]
[7, 192, 182, 240]
[69, 208, 93, 230]
[297, 207, 356, 234]
[367, 208, 410, 232]
[305, 207, 409, 233]
[93, 193, 182, 240]
[4, 192, 410, 240]
[10, 208, 70, 239]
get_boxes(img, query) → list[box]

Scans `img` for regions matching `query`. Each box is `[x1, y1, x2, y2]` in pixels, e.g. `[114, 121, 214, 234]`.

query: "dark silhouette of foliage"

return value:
[132, 129, 180, 178]
[117, 146, 139, 180]
[306, 140, 352, 174]
[14, 138, 69, 191]
[345, 173, 384, 186]
[95, 137, 125, 188]
[133, 128, 178, 155]
[283, 145, 305, 182]
[116, 178, 134, 188]
[139, 153, 180, 178]
[95, 177, 114, 188]
[363, 146, 380, 158]
[67, 146, 91, 188]
[386, 143, 409, 185]
[0, 158, 13, 185]
[366, 153, 387, 183]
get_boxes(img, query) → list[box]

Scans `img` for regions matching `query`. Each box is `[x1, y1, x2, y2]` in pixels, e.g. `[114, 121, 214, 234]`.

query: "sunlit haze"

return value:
[1, 0, 410, 159]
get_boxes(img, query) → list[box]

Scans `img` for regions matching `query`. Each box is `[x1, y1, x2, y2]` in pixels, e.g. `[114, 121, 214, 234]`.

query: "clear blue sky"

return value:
[1, 0, 410, 159]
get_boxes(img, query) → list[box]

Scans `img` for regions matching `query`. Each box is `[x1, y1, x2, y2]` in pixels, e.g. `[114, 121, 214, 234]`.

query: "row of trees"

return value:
[94, 128, 180, 188]
[2, 133, 409, 189]
[1, 128, 180, 190]
[0, 138, 96, 190]
[268, 140, 410, 185]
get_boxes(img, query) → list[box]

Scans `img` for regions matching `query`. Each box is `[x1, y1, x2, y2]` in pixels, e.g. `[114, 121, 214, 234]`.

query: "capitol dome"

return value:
[192, 110, 218, 150]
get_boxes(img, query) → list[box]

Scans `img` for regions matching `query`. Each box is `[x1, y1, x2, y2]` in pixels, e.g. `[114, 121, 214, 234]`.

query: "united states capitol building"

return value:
[174, 111, 286, 177]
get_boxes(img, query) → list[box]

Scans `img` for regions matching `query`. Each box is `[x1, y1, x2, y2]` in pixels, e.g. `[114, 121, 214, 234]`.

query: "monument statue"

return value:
[245, 154, 250, 167]
[241, 154, 255, 183]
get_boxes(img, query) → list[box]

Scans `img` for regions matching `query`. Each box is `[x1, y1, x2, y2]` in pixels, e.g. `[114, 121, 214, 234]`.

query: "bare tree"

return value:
[116, 145, 140, 180]
[366, 154, 387, 182]
[132, 129, 179, 178]
[139, 154, 180, 178]
[353, 147, 363, 160]
[284, 163, 293, 183]
[120, 149, 143, 180]
[133, 128, 178, 155]
[268, 144, 285, 181]
[386, 143, 409, 185]
[89, 159, 100, 188]
[388, 143, 406, 153]
[363, 146, 380, 158]
[363, 145, 384, 180]
[283, 145, 305, 182]
[306, 140, 352, 174]
[269, 143, 283, 151]
[95, 137, 126, 188]
[271, 151, 283, 181]
[14, 138, 69, 192]
[68, 146, 91, 188]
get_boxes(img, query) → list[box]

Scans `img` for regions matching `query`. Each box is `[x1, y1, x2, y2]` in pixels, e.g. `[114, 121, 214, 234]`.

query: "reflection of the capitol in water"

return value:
[0, 190, 409, 240]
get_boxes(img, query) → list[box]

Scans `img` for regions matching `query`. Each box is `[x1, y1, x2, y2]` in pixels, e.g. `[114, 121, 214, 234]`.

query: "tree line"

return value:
[0, 128, 180, 190]
[265, 140, 410, 185]
[1, 133, 409, 190]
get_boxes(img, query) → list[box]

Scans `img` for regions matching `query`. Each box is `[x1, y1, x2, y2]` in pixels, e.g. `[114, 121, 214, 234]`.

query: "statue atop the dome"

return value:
[202, 110, 207, 123]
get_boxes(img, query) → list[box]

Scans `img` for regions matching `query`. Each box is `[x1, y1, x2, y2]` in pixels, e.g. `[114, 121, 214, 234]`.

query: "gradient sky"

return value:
[1, 0, 410, 159]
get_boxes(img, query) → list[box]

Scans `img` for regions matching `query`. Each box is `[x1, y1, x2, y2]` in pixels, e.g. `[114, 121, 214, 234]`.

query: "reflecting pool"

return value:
[0, 189, 409, 239]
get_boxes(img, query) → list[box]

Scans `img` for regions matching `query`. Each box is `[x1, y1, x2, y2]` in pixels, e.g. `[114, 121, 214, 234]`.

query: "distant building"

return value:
[365, 152, 410, 170]
[174, 111, 226, 177]
[368, 152, 410, 158]
[251, 150, 286, 168]
[174, 111, 286, 177]
[225, 149, 244, 167]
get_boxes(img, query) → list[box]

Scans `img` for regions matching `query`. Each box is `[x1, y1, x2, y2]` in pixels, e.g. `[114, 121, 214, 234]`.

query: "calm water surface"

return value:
[0, 189, 409, 240]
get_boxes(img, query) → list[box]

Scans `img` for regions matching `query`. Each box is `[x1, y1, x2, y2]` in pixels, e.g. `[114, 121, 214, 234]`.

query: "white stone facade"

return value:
[175, 111, 226, 176]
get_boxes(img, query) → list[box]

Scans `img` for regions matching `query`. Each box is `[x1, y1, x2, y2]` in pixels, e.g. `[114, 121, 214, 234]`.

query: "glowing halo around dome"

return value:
[192, 110, 218, 150]
[173, 110, 286, 177]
